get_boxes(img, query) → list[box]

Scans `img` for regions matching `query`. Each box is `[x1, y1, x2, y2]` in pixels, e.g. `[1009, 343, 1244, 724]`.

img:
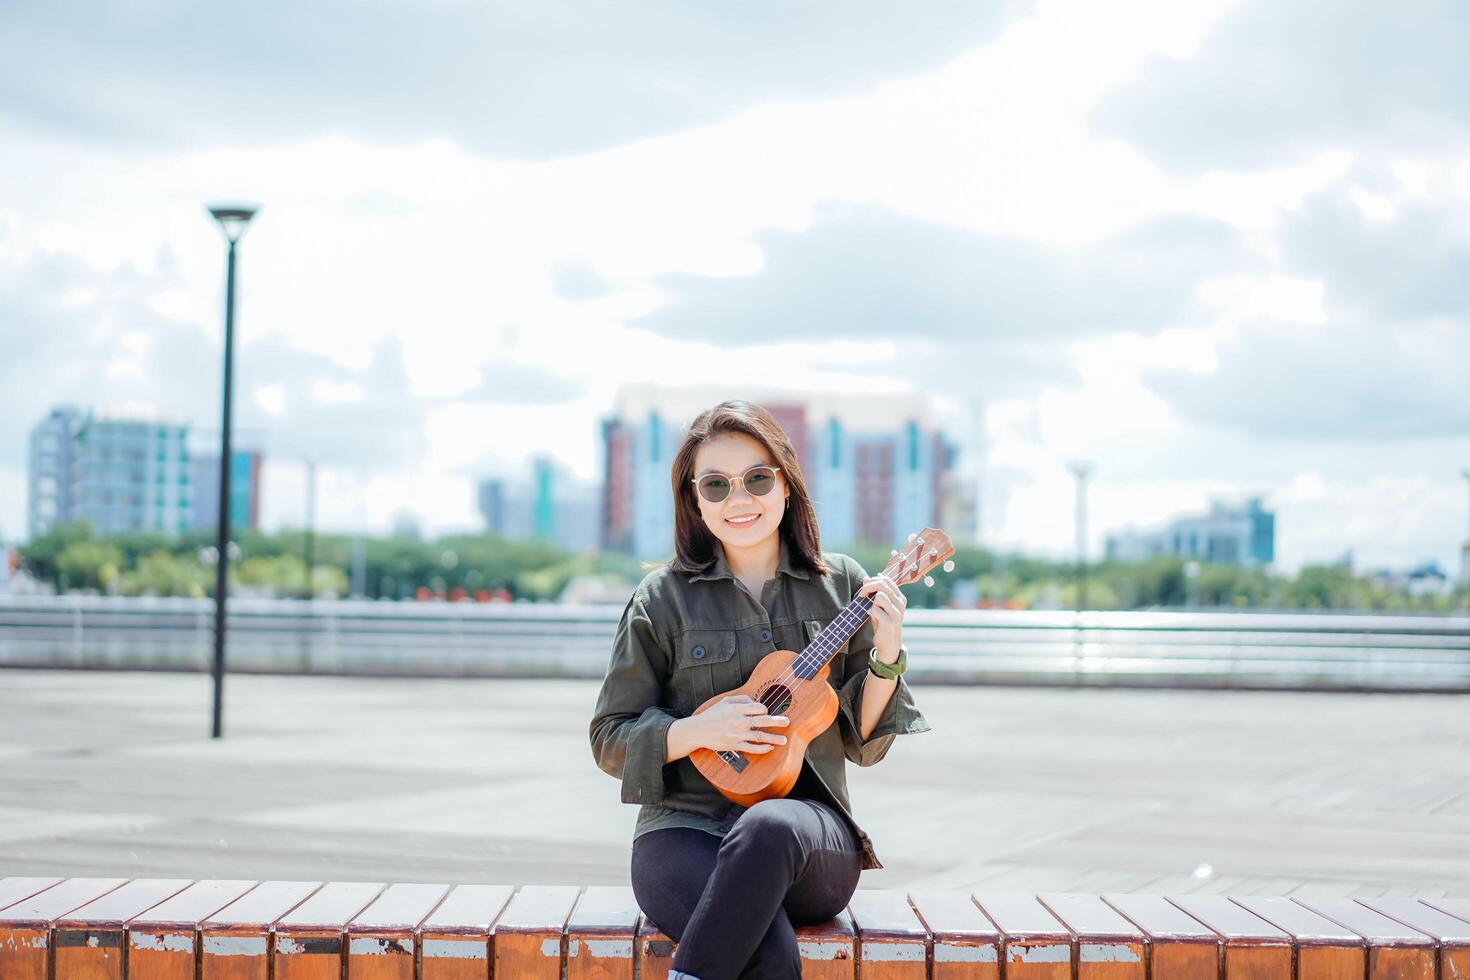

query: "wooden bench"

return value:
[1, 876, 1466, 979]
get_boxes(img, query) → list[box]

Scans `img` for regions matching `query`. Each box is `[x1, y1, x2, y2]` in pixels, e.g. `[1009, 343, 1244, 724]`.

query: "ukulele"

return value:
[690, 527, 956, 807]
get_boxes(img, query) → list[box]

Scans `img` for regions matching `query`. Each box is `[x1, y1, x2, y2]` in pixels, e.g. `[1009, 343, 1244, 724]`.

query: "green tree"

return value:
[19, 519, 95, 584]
[121, 550, 208, 597]
[55, 539, 124, 592]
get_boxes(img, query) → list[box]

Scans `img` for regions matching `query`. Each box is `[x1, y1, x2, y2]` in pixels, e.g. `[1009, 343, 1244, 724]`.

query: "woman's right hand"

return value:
[697, 694, 789, 754]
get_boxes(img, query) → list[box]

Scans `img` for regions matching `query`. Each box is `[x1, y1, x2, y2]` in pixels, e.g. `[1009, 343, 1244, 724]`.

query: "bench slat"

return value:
[1103, 894, 1218, 980]
[54, 878, 193, 980]
[0, 878, 63, 912]
[492, 884, 580, 979]
[1232, 897, 1363, 980]
[847, 889, 927, 979]
[200, 880, 322, 980]
[127, 880, 258, 980]
[1166, 896, 1290, 943]
[10, 877, 1467, 980]
[1103, 894, 1216, 941]
[1426, 899, 1470, 924]
[1, 878, 129, 980]
[975, 893, 1072, 980]
[0, 878, 129, 926]
[1361, 898, 1470, 980]
[794, 909, 856, 980]
[419, 884, 513, 980]
[1357, 898, 1470, 943]
[1040, 893, 1144, 941]
[1292, 898, 1435, 947]
[347, 883, 451, 980]
[1168, 896, 1291, 980]
[636, 916, 675, 980]
[1292, 897, 1437, 980]
[909, 891, 999, 980]
[1229, 897, 1360, 945]
[565, 885, 640, 980]
[1041, 893, 1146, 980]
[273, 881, 385, 980]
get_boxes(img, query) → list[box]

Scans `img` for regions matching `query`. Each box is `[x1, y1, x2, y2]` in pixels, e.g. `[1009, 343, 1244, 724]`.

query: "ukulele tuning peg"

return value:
[943, 559, 955, 573]
[891, 549, 898, 557]
[917, 537, 925, 546]
[908, 532, 916, 543]
[924, 575, 935, 588]
[928, 547, 938, 557]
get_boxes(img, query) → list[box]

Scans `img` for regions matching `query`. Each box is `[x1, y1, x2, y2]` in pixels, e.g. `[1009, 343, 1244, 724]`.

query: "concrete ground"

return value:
[0, 669, 1467, 897]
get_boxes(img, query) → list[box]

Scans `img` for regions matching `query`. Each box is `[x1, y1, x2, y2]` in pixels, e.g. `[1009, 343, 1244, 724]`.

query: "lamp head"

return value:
[207, 203, 261, 244]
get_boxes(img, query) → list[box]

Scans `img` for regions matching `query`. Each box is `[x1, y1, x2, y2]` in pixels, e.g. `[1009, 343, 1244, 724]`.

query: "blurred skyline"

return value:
[2, 0, 1468, 574]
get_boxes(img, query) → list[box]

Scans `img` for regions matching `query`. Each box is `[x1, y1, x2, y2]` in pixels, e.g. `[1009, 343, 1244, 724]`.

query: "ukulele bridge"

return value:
[717, 750, 748, 772]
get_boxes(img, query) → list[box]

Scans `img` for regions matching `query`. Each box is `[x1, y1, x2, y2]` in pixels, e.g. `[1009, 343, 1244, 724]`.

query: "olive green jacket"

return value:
[588, 537, 930, 870]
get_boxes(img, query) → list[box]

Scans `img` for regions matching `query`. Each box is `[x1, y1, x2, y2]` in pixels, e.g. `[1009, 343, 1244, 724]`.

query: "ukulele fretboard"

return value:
[792, 592, 877, 679]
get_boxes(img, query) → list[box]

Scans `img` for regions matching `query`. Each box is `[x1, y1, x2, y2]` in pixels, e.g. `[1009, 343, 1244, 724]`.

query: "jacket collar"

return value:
[689, 535, 811, 583]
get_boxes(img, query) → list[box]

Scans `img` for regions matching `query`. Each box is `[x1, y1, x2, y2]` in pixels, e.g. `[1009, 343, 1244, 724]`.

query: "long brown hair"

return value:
[660, 400, 831, 578]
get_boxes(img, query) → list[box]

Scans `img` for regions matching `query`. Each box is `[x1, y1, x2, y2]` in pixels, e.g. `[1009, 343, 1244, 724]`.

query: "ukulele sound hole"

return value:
[759, 683, 793, 717]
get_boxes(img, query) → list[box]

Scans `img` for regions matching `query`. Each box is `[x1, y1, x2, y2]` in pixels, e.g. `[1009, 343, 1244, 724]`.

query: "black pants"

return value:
[630, 798, 863, 980]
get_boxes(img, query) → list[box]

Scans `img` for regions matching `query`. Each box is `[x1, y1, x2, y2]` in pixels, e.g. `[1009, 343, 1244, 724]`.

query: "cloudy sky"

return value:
[2, 0, 1468, 573]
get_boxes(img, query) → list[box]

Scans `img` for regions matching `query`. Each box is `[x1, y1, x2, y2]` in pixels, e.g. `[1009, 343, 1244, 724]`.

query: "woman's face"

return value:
[691, 433, 789, 550]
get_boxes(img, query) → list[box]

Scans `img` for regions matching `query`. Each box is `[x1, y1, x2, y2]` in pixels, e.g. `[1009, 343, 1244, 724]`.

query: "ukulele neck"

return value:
[792, 592, 878, 680]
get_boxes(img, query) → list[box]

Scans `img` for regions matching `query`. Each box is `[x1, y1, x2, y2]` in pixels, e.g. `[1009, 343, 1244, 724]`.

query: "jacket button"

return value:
[759, 629, 771, 642]
[691, 645, 705, 659]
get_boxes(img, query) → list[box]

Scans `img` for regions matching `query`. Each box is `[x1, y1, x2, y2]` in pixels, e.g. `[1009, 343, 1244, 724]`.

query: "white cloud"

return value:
[254, 384, 287, 417]
[1275, 473, 1468, 571]
[310, 379, 367, 404]
[1196, 275, 1327, 327]
[3, 0, 1469, 581]
[0, 466, 25, 543]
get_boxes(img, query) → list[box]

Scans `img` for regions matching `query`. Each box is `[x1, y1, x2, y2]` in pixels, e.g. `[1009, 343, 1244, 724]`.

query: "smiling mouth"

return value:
[725, 514, 760, 526]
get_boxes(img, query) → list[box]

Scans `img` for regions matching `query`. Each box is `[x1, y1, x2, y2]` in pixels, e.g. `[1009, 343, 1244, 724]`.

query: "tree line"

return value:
[13, 519, 1460, 613]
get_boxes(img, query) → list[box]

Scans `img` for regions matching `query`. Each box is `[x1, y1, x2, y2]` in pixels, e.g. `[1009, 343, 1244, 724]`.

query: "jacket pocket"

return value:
[671, 627, 737, 708]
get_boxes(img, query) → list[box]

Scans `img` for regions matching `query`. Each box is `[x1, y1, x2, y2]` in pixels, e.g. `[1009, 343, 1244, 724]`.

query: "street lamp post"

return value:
[206, 203, 259, 739]
[1068, 461, 1093, 612]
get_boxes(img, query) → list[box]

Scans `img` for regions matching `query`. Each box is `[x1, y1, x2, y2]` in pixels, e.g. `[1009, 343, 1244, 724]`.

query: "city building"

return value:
[478, 454, 599, 553]
[937, 468, 978, 546]
[1368, 561, 1452, 598]
[190, 450, 264, 533]
[599, 384, 961, 559]
[27, 406, 84, 539]
[28, 406, 194, 538]
[1105, 496, 1276, 567]
[390, 509, 425, 540]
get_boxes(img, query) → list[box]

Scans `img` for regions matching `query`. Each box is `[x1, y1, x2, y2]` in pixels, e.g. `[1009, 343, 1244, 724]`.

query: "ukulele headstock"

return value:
[882, 527, 956, 588]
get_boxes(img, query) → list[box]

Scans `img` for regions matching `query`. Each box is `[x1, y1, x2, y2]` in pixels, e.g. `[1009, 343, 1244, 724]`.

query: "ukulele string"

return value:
[758, 538, 926, 704]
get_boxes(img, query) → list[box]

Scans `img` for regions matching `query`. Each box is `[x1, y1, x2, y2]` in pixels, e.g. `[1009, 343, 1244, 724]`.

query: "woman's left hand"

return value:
[857, 574, 906, 662]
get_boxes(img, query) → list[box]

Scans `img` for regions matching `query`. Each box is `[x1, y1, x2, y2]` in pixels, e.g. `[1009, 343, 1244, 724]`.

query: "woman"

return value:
[589, 399, 929, 980]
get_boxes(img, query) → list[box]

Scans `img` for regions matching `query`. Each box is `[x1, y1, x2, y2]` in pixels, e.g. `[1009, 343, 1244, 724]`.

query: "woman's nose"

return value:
[726, 480, 756, 504]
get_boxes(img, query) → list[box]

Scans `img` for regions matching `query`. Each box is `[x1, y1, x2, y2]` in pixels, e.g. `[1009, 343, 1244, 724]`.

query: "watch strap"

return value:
[868, 645, 907, 680]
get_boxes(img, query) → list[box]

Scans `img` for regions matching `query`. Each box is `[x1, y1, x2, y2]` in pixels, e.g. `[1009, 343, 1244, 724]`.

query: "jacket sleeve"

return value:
[832, 555, 931, 767]
[589, 589, 680, 804]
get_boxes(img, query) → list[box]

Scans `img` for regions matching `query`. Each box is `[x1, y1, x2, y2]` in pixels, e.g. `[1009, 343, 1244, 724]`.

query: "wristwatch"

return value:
[867, 644, 907, 680]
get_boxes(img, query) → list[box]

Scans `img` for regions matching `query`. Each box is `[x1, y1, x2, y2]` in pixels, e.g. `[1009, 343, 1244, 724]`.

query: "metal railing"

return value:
[1, 595, 1467, 691]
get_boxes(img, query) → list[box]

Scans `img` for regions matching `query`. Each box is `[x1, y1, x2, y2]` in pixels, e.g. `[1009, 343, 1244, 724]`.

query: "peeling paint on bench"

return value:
[203, 935, 269, 957]
[1083, 942, 1144, 963]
